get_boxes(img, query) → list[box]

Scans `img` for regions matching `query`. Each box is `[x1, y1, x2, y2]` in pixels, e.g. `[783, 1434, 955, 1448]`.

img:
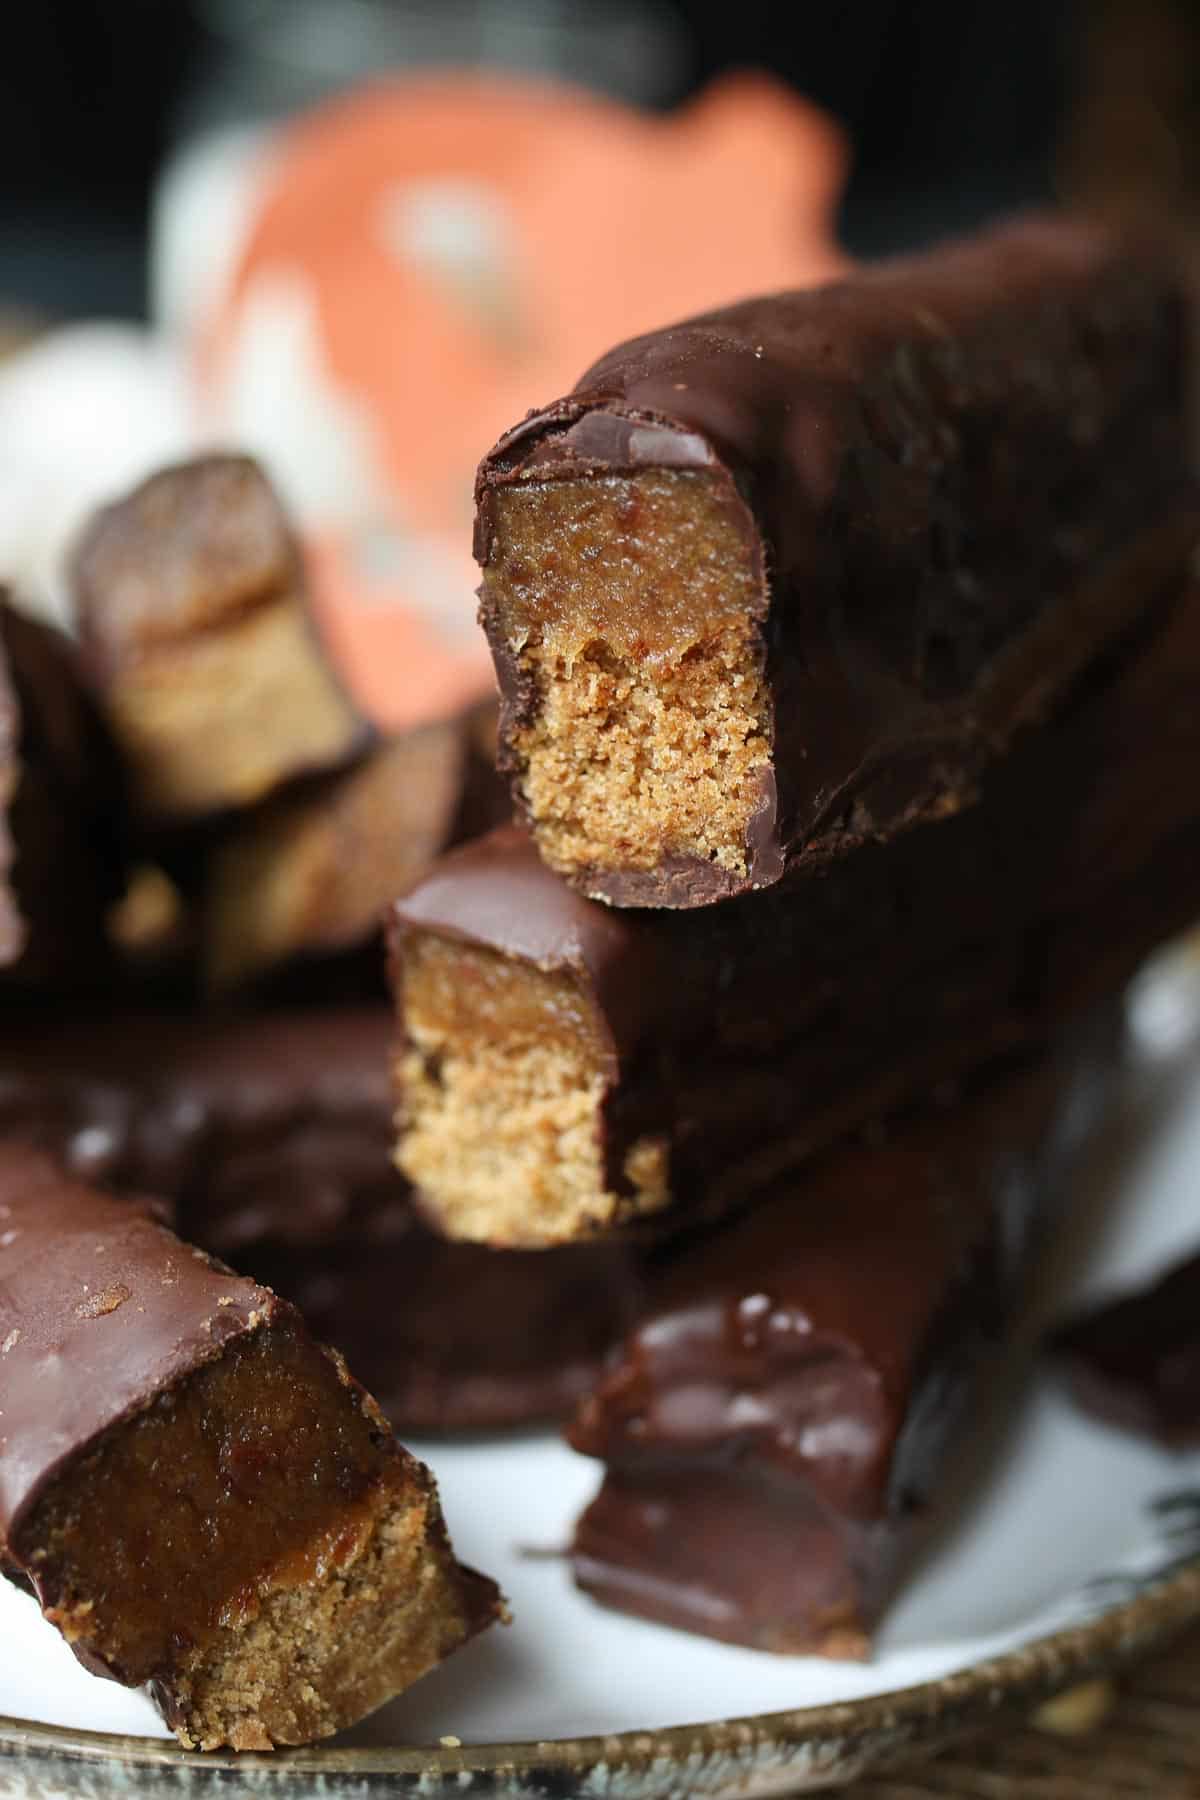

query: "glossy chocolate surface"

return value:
[0, 1008, 397, 1204]
[273, 1230, 642, 1434]
[392, 823, 677, 1066]
[567, 1040, 1105, 1652]
[0, 1143, 271, 1554]
[477, 215, 1192, 904]
[0, 1140, 502, 1738]
[393, 567, 1200, 1236]
[1049, 1251, 1200, 1446]
[0, 1007, 639, 1430]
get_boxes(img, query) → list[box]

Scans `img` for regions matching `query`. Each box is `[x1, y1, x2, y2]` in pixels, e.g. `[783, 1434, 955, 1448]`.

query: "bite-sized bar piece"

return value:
[390, 568, 1200, 1247]
[568, 1035, 1110, 1654]
[475, 214, 1193, 905]
[0, 1146, 500, 1750]
[0, 1008, 638, 1431]
[204, 699, 506, 994]
[71, 455, 370, 823]
[1048, 1252, 1200, 1446]
[0, 597, 126, 985]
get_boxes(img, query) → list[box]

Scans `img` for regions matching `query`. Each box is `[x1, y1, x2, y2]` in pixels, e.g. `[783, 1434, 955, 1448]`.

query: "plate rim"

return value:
[3, 1554, 1199, 1795]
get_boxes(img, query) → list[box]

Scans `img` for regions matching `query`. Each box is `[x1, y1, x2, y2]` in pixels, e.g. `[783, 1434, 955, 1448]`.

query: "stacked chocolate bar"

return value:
[3, 208, 1200, 1749]
[387, 213, 1200, 1654]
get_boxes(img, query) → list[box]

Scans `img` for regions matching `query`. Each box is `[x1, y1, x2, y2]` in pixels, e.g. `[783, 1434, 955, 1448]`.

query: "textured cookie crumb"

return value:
[484, 471, 770, 882]
[396, 934, 668, 1246]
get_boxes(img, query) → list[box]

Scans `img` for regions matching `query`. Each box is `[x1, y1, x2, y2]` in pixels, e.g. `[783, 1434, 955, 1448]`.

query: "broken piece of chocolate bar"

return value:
[0, 1144, 500, 1749]
[204, 699, 506, 994]
[390, 566, 1200, 1247]
[475, 214, 1192, 905]
[1049, 1251, 1200, 1445]
[568, 1034, 1110, 1654]
[71, 455, 369, 824]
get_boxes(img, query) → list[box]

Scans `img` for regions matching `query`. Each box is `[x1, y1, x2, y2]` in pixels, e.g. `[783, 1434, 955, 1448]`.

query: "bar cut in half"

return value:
[0, 1145, 500, 1750]
[476, 214, 1192, 905]
[389, 552, 1200, 1248]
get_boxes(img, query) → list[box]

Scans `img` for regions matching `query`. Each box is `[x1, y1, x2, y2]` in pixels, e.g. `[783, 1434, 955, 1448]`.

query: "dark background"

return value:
[0, 0, 1073, 320]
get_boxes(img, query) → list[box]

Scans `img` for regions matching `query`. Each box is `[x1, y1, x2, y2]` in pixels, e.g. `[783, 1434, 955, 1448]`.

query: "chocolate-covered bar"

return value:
[0, 1145, 500, 1749]
[568, 1037, 1108, 1654]
[204, 699, 506, 994]
[71, 455, 369, 824]
[390, 566, 1200, 1247]
[475, 214, 1192, 905]
[0, 597, 125, 986]
[1048, 1252, 1200, 1445]
[0, 1008, 638, 1430]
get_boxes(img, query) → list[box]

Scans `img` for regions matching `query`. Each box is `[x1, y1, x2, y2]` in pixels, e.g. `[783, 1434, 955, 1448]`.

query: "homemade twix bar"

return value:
[71, 455, 369, 824]
[390, 568, 1200, 1247]
[475, 215, 1191, 905]
[568, 1031, 1112, 1654]
[0, 1146, 500, 1749]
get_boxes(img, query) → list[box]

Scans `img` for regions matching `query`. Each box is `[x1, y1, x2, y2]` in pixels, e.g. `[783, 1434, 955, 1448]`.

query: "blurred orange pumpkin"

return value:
[199, 72, 848, 726]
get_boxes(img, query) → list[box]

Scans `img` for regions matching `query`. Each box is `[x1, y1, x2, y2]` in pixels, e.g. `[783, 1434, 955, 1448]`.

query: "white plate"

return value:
[4, 952, 1200, 1792]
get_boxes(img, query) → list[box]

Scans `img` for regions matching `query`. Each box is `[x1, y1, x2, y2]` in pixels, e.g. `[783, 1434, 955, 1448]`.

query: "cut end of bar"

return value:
[482, 471, 771, 890]
[105, 594, 366, 820]
[24, 1312, 490, 1749]
[163, 1466, 479, 1751]
[395, 933, 669, 1247]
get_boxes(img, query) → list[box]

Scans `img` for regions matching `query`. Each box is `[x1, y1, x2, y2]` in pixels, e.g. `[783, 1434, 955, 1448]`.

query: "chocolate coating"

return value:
[567, 1035, 1111, 1653]
[393, 561, 1200, 1240]
[0, 1144, 271, 1554]
[1049, 1251, 1200, 1446]
[0, 1008, 639, 1430]
[72, 456, 301, 683]
[393, 825, 675, 1067]
[477, 214, 1192, 905]
[272, 1232, 642, 1435]
[0, 1008, 399, 1204]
